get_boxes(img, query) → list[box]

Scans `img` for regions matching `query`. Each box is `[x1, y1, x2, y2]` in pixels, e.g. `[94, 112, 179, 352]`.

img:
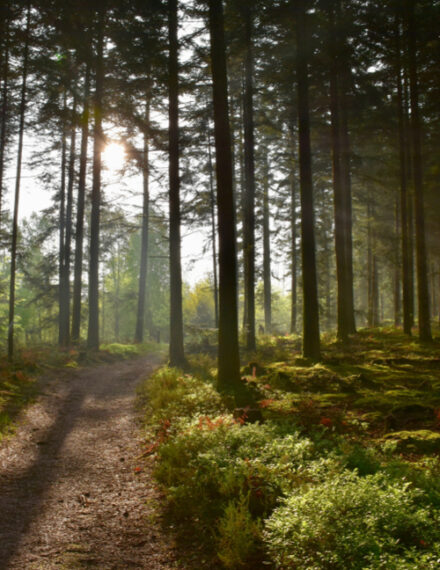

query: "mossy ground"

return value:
[139, 327, 440, 568]
[250, 327, 440, 452]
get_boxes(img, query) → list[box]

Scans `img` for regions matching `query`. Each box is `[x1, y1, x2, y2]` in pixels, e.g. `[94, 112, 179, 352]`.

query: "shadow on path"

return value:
[0, 387, 85, 566]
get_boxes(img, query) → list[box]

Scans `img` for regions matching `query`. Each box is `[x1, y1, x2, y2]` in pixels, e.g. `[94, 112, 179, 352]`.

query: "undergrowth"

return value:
[138, 328, 440, 568]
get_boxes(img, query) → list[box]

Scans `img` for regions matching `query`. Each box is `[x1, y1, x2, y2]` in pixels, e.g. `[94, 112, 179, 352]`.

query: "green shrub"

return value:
[263, 471, 439, 569]
[143, 367, 224, 429]
[154, 418, 315, 548]
[217, 495, 261, 568]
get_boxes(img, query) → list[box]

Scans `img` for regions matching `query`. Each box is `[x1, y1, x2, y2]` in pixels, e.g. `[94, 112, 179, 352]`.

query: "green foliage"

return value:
[140, 332, 440, 567]
[140, 367, 224, 428]
[217, 496, 261, 569]
[263, 471, 440, 569]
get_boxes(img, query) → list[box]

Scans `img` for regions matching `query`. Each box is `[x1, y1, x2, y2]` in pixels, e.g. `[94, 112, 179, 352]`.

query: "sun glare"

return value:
[102, 142, 126, 171]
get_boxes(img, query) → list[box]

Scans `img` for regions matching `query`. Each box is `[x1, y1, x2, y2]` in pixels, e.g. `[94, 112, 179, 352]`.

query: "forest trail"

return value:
[0, 355, 178, 569]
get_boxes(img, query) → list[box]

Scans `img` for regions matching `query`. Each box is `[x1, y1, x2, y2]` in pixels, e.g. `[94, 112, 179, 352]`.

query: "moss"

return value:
[382, 430, 440, 454]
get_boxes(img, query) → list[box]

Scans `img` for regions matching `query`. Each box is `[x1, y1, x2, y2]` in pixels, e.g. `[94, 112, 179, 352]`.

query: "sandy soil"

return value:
[0, 356, 179, 569]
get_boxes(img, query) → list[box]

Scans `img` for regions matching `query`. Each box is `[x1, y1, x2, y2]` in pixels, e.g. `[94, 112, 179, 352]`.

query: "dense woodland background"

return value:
[0, 0, 439, 376]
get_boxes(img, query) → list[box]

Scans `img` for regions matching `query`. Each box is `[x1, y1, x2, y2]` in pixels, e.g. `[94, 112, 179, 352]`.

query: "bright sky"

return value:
[5, 136, 212, 286]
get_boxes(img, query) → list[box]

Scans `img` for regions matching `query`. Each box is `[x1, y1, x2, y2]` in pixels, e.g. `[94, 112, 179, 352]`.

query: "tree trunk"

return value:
[59, 96, 77, 347]
[58, 90, 68, 347]
[87, 5, 105, 350]
[295, 0, 320, 360]
[367, 199, 379, 327]
[262, 147, 271, 335]
[396, 13, 412, 335]
[8, 3, 30, 360]
[394, 195, 401, 327]
[135, 96, 151, 343]
[0, 13, 10, 230]
[207, 130, 219, 328]
[403, 68, 415, 329]
[208, 0, 241, 390]
[328, 0, 355, 340]
[71, 62, 91, 342]
[288, 118, 297, 334]
[406, 0, 431, 341]
[168, 0, 185, 367]
[242, 3, 256, 351]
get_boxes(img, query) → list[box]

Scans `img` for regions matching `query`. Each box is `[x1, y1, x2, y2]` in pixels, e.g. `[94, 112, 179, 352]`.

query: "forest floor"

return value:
[0, 354, 179, 569]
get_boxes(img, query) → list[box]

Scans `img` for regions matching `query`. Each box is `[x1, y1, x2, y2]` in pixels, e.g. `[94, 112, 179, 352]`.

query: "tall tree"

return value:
[241, 1, 256, 351]
[71, 62, 91, 342]
[8, 3, 30, 360]
[262, 146, 271, 335]
[327, 0, 356, 341]
[134, 95, 151, 343]
[168, 0, 185, 366]
[395, 9, 412, 336]
[87, 3, 105, 350]
[208, 0, 241, 390]
[406, 0, 431, 341]
[294, 0, 320, 360]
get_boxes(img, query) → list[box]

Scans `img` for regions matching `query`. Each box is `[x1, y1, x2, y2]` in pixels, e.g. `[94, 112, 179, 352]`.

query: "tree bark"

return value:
[135, 96, 151, 343]
[262, 147, 271, 335]
[207, 130, 219, 328]
[242, 2, 256, 351]
[295, 0, 320, 360]
[396, 12, 412, 335]
[59, 96, 77, 347]
[87, 4, 105, 350]
[58, 90, 68, 346]
[8, 3, 30, 360]
[208, 0, 241, 390]
[168, 0, 185, 366]
[71, 62, 91, 342]
[0, 12, 10, 230]
[406, 0, 431, 341]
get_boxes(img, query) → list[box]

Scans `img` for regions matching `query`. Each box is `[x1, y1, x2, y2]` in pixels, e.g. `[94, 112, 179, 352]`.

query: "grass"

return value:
[138, 327, 440, 568]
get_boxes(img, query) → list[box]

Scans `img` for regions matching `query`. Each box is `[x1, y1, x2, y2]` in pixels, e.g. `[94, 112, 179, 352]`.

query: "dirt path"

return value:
[0, 356, 179, 569]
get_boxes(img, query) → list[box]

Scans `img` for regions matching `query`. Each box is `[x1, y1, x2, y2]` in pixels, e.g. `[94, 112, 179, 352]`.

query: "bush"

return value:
[154, 417, 315, 564]
[217, 495, 261, 568]
[263, 471, 439, 569]
[141, 367, 224, 429]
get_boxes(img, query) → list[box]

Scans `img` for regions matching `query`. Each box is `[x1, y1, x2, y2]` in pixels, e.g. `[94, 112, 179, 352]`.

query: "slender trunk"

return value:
[60, 96, 77, 346]
[367, 199, 379, 327]
[168, 0, 185, 366]
[404, 46, 415, 329]
[328, 5, 347, 340]
[58, 90, 68, 346]
[295, 0, 320, 360]
[87, 6, 105, 350]
[328, 1, 355, 339]
[396, 14, 412, 335]
[262, 147, 271, 334]
[208, 0, 240, 390]
[114, 251, 120, 341]
[288, 119, 297, 334]
[71, 63, 90, 342]
[242, 4, 256, 351]
[0, 15, 9, 229]
[8, 4, 30, 360]
[394, 195, 401, 326]
[135, 96, 150, 343]
[207, 129, 219, 328]
[339, 83, 356, 334]
[324, 229, 332, 330]
[406, 0, 431, 341]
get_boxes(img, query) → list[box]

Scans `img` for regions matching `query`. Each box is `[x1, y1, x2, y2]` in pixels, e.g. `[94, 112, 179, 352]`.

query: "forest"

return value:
[1, 0, 440, 568]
